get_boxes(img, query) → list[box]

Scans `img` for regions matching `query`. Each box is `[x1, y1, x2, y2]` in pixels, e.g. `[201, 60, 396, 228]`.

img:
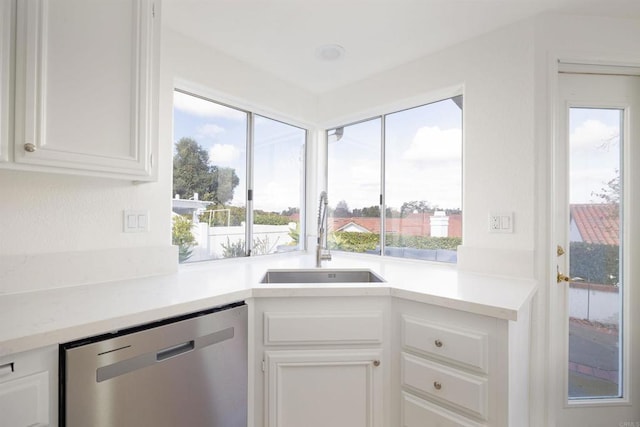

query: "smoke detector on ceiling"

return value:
[315, 44, 346, 62]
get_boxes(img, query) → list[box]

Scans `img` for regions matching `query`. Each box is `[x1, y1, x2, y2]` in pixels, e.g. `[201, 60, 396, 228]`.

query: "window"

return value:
[327, 118, 382, 254]
[327, 96, 463, 262]
[172, 90, 306, 263]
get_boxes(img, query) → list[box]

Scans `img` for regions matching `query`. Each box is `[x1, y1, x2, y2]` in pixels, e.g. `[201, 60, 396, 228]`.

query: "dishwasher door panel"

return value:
[61, 304, 248, 427]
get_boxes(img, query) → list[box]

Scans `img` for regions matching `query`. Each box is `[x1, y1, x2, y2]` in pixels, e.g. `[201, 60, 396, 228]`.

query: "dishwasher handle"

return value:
[156, 340, 195, 361]
[95, 327, 236, 383]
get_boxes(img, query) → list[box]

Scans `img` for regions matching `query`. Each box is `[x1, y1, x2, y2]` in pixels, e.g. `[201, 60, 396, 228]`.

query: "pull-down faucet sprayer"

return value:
[316, 191, 332, 267]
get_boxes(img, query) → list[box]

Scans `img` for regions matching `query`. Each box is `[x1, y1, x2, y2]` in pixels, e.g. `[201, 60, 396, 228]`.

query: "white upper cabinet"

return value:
[13, 0, 159, 180]
[0, 0, 11, 163]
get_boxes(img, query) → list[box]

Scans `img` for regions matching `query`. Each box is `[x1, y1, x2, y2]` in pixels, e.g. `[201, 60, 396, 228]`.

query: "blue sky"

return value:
[173, 91, 304, 212]
[328, 98, 463, 211]
[569, 108, 621, 204]
[174, 91, 463, 214]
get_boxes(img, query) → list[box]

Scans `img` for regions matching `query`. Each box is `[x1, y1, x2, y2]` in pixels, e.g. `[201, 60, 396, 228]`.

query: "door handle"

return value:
[556, 245, 571, 283]
[557, 270, 571, 283]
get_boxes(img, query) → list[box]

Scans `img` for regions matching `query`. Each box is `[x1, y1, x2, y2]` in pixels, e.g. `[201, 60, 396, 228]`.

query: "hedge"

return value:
[569, 241, 620, 285]
[330, 232, 461, 253]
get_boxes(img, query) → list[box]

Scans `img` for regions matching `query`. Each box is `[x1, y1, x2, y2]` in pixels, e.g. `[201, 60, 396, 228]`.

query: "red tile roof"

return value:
[570, 204, 619, 245]
[330, 213, 462, 238]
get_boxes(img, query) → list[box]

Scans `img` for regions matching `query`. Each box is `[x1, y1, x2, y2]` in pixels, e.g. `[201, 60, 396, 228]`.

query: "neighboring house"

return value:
[171, 195, 213, 223]
[332, 212, 463, 238]
[570, 204, 619, 245]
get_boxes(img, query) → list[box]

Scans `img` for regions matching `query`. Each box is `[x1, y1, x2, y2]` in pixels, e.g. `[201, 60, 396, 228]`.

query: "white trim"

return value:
[545, 50, 640, 425]
[319, 83, 464, 130]
[173, 77, 316, 132]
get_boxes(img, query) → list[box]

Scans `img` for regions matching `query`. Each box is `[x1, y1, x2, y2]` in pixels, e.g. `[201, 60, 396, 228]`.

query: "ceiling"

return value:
[163, 0, 640, 94]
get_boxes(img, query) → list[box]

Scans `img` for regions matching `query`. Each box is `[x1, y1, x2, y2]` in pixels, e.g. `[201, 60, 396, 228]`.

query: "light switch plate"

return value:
[123, 210, 149, 233]
[489, 212, 513, 233]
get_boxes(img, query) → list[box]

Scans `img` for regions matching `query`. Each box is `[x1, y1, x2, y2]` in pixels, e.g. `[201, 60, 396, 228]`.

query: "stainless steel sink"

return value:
[260, 268, 385, 284]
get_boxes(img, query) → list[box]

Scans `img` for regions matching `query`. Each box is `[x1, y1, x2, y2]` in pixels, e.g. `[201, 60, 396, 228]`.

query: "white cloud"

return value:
[569, 119, 620, 203]
[209, 143, 241, 164]
[402, 126, 462, 163]
[174, 91, 245, 121]
[254, 180, 299, 212]
[385, 161, 462, 209]
[197, 123, 225, 139]
[570, 119, 619, 151]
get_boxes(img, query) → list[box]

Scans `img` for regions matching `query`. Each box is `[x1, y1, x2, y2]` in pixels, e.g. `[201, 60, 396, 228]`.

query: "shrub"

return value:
[254, 212, 290, 225]
[172, 215, 196, 263]
[386, 235, 461, 251]
[570, 242, 619, 285]
[330, 232, 379, 252]
[221, 237, 245, 258]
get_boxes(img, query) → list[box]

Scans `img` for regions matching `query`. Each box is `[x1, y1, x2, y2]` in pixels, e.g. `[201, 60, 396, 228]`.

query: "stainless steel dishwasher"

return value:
[59, 302, 247, 427]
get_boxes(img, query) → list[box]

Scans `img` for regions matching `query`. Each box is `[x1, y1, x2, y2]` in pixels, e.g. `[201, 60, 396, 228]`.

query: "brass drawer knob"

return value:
[434, 339, 443, 348]
[373, 360, 381, 367]
[24, 143, 37, 152]
[433, 381, 442, 390]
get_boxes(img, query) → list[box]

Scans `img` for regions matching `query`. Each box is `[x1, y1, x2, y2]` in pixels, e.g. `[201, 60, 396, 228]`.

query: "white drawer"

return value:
[402, 315, 488, 373]
[402, 353, 488, 420]
[402, 391, 485, 427]
[264, 311, 383, 346]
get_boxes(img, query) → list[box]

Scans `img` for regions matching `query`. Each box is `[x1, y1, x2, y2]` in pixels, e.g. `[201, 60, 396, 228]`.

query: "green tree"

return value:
[333, 200, 351, 218]
[172, 137, 239, 204]
[209, 166, 240, 205]
[592, 170, 620, 205]
[400, 200, 435, 217]
[173, 138, 211, 199]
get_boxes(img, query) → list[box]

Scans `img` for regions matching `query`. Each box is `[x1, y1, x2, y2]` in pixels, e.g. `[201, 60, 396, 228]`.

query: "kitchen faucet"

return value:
[316, 191, 332, 267]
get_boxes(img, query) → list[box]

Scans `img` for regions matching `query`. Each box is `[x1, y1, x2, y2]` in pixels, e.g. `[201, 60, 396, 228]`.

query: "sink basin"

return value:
[260, 268, 385, 284]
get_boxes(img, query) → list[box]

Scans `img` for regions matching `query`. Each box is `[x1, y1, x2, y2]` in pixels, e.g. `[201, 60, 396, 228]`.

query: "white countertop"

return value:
[0, 252, 537, 356]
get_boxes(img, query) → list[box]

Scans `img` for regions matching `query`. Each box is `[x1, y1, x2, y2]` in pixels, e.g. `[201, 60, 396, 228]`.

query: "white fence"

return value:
[569, 283, 620, 326]
[192, 223, 296, 259]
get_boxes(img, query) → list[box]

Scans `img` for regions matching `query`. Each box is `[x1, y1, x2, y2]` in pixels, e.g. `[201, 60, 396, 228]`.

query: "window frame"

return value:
[324, 91, 464, 262]
[172, 85, 308, 261]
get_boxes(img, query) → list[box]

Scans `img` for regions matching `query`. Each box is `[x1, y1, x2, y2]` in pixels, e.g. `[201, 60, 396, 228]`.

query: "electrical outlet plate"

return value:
[124, 210, 149, 233]
[489, 212, 513, 233]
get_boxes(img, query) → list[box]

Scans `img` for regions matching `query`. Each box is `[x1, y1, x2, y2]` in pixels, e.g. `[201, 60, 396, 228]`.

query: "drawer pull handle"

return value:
[24, 143, 37, 152]
[434, 339, 443, 348]
[373, 360, 381, 367]
[433, 381, 442, 390]
[0, 362, 14, 377]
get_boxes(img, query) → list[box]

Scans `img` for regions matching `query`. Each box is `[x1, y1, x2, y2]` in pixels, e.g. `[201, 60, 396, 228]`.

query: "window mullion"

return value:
[246, 112, 254, 256]
[380, 116, 386, 256]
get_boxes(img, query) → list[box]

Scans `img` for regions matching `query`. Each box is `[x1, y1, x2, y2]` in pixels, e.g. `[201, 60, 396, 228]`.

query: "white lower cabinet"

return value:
[265, 349, 383, 427]
[252, 295, 531, 427]
[402, 391, 484, 427]
[395, 298, 531, 427]
[0, 344, 58, 427]
[251, 297, 389, 427]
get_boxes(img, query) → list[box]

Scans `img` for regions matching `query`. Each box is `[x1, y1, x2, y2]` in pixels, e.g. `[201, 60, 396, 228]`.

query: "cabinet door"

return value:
[14, 0, 158, 180]
[265, 349, 383, 427]
[0, 0, 11, 163]
[0, 345, 58, 427]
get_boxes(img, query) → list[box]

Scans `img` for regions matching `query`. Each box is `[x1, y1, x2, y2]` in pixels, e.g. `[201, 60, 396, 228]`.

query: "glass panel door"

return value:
[567, 107, 622, 399]
[555, 71, 639, 425]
